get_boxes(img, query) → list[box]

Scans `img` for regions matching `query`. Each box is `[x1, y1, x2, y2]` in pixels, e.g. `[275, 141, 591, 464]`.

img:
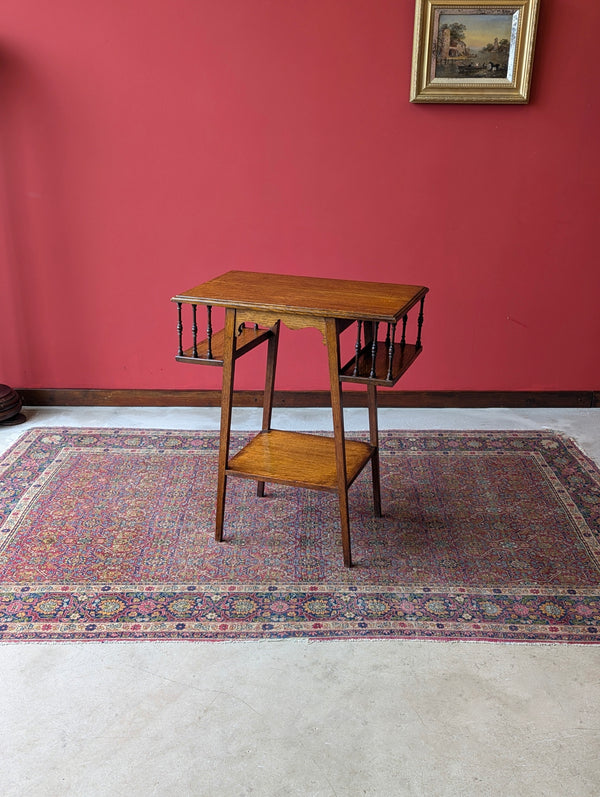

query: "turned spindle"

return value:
[416, 297, 425, 349]
[386, 322, 396, 382]
[206, 305, 213, 359]
[177, 303, 183, 357]
[353, 320, 363, 376]
[369, 322, 379, 379]
[191, 304, 199, 358]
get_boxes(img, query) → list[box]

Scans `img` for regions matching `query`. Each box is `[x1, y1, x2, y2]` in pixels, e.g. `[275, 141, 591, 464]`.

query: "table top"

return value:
[173, 270, 428, 323]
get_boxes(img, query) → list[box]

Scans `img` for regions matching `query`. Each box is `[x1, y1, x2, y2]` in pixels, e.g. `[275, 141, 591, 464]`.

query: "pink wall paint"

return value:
[1, 0, 599, 393]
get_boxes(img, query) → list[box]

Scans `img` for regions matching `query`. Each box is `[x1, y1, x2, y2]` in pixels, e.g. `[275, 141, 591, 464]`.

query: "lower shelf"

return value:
[227, 430, 374, 491]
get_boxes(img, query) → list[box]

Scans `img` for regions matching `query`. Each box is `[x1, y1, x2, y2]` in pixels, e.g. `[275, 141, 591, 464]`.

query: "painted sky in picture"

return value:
[439, 13, 513, 49]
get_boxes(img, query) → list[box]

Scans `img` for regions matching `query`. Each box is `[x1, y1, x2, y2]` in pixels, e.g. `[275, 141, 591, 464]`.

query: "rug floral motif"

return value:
[0, 428, 599, 643]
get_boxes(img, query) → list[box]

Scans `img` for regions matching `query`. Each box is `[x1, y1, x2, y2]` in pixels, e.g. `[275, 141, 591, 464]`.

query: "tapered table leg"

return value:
[215, 308, 237, 541]
[367, 382, 382, 517]
[325, 317, 352, 567]
[257, 321, 280, 498]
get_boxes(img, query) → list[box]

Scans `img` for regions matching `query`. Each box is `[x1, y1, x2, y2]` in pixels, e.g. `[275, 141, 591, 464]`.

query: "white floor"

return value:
[1, 407, 599, 797]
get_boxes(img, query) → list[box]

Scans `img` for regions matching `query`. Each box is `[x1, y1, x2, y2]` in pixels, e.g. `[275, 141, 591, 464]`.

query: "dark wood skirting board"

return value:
[17, 389, 599, 408]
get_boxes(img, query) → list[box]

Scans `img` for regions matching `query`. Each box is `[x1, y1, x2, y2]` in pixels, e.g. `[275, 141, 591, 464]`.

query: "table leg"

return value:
[367, 382, 382, 517]
[215, 308, 237, 541]
[257, 320, 280, 497]
[325, 317, 352, 567]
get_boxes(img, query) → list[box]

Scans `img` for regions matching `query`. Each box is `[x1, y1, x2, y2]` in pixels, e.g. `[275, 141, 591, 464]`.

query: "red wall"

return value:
[1, 0, 599, 392]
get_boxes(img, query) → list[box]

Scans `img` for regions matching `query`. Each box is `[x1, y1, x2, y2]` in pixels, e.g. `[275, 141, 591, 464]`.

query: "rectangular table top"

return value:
[173, 270, 428, 324]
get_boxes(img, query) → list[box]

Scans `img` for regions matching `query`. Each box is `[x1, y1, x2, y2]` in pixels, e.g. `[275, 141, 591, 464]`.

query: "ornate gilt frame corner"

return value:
[410, 0, 540, 104]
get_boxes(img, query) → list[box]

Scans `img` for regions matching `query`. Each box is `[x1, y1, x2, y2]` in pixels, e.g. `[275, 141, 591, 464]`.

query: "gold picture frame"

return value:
[410, 0, 540, 103]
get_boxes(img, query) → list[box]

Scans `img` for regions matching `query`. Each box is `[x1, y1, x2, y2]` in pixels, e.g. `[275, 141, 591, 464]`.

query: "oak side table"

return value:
[173, 271, 428, 567]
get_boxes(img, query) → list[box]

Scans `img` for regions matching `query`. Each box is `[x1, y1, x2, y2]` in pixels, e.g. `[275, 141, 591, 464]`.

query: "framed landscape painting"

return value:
[410, 0, 540, 103]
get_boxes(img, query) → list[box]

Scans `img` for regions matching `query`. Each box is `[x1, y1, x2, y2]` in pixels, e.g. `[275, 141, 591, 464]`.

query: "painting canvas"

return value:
[410, 1, 540, 103]
[433, 12, 516, 80]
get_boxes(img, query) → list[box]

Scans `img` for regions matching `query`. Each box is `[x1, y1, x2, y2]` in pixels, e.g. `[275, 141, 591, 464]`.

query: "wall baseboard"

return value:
[17, 388, 599, 408]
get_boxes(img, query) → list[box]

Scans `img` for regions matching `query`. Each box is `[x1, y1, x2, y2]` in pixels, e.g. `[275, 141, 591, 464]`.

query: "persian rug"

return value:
[0, 427, 599, 643]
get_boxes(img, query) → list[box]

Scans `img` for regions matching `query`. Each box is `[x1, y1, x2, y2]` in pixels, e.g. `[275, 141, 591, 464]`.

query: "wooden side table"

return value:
[172, 271, 428, 567]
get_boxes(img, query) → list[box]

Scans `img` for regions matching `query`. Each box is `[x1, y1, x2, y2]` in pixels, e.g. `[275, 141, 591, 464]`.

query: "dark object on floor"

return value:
[0, 384, 25, 425]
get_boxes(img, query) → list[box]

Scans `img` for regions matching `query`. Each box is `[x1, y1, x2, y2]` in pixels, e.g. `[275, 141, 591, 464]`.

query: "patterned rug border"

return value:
[1, 427, 599, 644]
